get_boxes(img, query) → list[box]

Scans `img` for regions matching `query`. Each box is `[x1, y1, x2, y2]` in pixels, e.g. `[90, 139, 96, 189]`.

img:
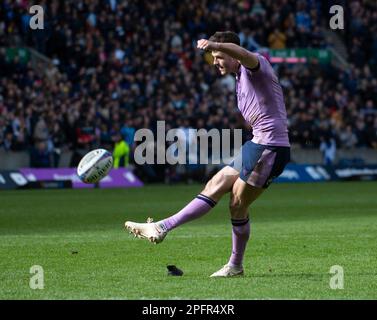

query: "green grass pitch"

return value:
[1, 182, 376, 299]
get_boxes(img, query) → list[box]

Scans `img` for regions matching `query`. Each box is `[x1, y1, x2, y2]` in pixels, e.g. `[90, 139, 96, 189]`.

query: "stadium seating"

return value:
[0, 0, 376, 164]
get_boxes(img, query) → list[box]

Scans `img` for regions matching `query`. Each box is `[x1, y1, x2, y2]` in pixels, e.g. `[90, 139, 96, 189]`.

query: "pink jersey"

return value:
[235, 54, 290, 147]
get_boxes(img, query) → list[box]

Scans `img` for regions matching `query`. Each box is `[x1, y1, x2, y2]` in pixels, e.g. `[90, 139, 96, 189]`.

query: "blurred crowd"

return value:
[0, 0, 376, 169]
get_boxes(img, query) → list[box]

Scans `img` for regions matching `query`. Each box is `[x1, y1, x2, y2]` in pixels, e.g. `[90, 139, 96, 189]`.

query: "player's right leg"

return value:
[124, 165, 239, 243]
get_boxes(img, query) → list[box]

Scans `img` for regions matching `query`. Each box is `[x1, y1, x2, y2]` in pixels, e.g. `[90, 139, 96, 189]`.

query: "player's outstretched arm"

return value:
[197, 39, 259, 70]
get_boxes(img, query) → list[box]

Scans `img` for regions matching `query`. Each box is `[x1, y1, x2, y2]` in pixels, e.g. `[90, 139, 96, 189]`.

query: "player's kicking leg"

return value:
[125, 140, 290, 277]
[124, 165, 239, 244]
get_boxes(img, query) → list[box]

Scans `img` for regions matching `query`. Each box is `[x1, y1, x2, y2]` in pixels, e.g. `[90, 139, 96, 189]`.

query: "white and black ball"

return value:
[77, 149, 113, 184]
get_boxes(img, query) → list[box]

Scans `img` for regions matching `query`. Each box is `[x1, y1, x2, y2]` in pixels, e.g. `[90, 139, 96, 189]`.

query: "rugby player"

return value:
[125, 31, 290, 277]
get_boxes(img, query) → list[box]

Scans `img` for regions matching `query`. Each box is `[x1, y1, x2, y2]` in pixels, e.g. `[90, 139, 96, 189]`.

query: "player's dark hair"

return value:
[209, 31, 240, 46]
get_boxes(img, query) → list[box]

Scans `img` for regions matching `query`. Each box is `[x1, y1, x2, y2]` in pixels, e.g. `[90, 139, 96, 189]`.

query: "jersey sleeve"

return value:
[246, 54, 275, 78]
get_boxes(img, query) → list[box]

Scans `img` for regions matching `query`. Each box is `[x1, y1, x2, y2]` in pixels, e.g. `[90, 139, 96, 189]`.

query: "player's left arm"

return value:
[197, 39, 259, 70]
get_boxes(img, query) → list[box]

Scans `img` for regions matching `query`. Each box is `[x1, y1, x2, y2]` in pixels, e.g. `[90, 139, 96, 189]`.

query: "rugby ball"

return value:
[77, 149, 113, 184]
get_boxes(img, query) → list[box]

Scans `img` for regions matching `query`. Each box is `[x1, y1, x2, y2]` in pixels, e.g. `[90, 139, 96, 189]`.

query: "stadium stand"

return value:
[0, 0, 376, 169]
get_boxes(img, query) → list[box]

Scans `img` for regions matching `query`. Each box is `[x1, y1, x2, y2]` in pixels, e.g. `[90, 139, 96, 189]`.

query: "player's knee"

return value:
[202, 174, 225, 198]
[229, 196, 247, 218]
[202, 178, 214, 194]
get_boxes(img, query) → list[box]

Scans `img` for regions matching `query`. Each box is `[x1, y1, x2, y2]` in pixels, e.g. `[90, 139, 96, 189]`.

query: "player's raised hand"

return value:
[197, 39, 218, 51]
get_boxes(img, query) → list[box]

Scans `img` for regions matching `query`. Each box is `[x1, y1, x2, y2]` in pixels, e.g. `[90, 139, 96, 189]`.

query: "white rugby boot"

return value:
[210, 264, 244, 277]
[125, 218, 167, 244]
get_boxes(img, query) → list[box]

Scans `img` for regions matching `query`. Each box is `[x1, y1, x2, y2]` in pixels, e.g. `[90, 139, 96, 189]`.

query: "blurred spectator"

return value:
[296, 5, 311, 32]
[112, 133, 130, 168]
[30, 141, 52, 168]
[120, 119, 136, 149]
[320, 136, 337, 165]
[339, 125, 358, 149]
[33, 115, 49, 143]
[268, 28, 287, 49]
[370, 118, 377, 149]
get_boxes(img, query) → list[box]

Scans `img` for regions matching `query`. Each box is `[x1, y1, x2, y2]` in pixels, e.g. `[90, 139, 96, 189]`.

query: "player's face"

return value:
[211, 51, 238, 75]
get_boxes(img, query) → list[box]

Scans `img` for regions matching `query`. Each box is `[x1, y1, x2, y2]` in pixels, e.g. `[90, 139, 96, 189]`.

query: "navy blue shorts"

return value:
[229, 141, 290, 188]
